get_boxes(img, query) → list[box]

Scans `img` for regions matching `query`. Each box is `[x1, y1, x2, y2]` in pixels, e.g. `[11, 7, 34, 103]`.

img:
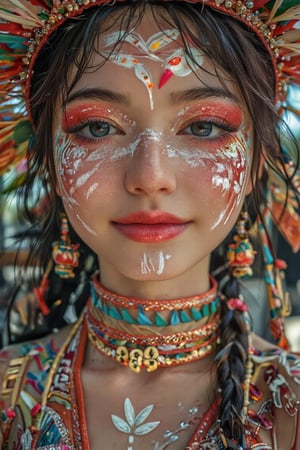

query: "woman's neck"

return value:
[85, 272, 221, 373]
[91, 271, 218, 326]
[97, 257, 211, 300]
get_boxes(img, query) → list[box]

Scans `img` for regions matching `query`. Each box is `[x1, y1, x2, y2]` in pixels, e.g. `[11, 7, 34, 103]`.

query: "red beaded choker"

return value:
[86, 276, 220, 373]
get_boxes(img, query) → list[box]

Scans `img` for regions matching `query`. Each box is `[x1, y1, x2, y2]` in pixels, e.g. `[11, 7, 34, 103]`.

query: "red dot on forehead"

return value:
[169, 56, 182, 66]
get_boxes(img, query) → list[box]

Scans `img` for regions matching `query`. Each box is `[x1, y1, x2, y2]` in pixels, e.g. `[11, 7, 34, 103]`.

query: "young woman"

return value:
[0, 1, 300, 448]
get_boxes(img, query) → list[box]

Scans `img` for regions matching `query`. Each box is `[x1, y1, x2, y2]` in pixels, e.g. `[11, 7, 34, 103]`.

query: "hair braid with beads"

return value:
[217, 277, 250, 448]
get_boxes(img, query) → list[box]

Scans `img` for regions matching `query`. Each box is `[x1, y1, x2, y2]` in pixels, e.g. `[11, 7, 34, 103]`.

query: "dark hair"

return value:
[11, 1, 299, 448]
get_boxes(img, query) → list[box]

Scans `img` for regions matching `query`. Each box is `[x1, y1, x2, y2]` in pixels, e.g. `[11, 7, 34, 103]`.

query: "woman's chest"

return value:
[81, 367, 213, 450]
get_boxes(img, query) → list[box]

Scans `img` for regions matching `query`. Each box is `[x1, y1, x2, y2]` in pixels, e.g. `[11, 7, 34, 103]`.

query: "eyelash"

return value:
[179, 118, 238, 138]
[64, 119, 123, 144]
[64, 117, 239, 145]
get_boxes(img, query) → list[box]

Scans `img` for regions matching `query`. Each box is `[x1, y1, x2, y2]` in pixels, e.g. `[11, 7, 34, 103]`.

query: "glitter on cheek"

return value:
[141, 251, 171, 275]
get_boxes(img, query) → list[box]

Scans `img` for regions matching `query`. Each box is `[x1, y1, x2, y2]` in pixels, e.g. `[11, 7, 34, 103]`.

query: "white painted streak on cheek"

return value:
[75, 166, 101, 190]
[73, 149, 110, 191]
[110, 142, 139, 160]
[76, 214, 97, 236]
[211, 138, 248, 229]
[55, 132, 80, 208]
[86, 139, 138, 164]
[212, 175, 231, 192]
[141, 251, 171, 276]
[86, 182, 99, 200]
[165, 146, 210, 168]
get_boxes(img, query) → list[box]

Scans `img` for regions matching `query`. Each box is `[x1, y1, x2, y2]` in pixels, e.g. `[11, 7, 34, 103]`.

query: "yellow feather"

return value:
[268, 0, 284, 22]
[9, 0, 42, 20]
[0, 122, 17, 128]
[277, 43, 300, 55]
[268, 5, 300, 23]
[278, 30, 300, 44]
[0, 0, 42, 27]
[0, 10, 40, 28]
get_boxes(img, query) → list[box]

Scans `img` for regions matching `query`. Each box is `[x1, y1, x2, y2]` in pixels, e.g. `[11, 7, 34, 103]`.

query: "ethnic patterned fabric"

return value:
[0, 316, 300, 449]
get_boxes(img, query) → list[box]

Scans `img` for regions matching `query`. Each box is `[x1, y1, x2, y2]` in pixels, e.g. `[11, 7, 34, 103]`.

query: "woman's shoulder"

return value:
[251, 332, 300, 379]
[0, 324, 75, 448]
[0, 317, 87, 450]
[0, 325, 73, 407]
[250, 333, 300, 449]
[251, 333, 300, 406]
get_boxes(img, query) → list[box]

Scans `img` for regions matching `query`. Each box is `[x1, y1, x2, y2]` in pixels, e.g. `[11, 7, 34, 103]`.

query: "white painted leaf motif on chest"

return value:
[112, 397, 160, 449]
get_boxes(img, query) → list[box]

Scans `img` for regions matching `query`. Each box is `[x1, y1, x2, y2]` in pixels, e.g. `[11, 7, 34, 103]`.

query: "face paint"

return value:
[158, 48, 204, 88]
[210, 135, 249, 228]
[86, 182, 99, 200]
[55, 131, 100, 201]
[55, 131, 80, 208]
[164, 134, 249, 228]
[103, 29, 180, 59]
[103, 29, 203, 110]
[56, 105, 135, 202]
[167, 98, 250, 228]
[141, 251, 171, 276]
[76, 214, 97, 236]
[57, 86, 251, 248]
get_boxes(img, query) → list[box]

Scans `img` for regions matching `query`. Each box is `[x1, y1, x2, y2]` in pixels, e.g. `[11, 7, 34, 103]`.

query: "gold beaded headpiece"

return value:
[0, 0, 299, 247]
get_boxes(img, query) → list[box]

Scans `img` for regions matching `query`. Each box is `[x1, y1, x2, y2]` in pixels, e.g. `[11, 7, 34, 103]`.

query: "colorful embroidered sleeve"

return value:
[246, 349, 300, 449]
[0, 339, 59, 450]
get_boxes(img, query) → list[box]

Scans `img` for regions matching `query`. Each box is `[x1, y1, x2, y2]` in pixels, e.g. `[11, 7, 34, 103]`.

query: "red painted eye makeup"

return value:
[60, 102, 131, 146]
[62, 104, 116, 130]
[178, 99, 244, 129]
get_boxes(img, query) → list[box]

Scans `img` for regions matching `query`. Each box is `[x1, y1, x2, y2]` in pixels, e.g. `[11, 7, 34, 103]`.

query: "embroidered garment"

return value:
[0, 317, 300, 450]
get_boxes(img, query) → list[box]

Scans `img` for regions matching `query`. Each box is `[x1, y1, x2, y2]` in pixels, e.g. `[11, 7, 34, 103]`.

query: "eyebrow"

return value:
[66, 88, 130, 106]
[170, 87, 240, 104]
[65, 86, 239, 106]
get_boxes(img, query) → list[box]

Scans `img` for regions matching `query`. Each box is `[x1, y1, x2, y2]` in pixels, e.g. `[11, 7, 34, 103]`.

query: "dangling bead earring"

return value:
[257, 213, 290, 349]
[226, 210, 256, 279]
[222, 210, 255, 442]
[52, 214, 80, 279]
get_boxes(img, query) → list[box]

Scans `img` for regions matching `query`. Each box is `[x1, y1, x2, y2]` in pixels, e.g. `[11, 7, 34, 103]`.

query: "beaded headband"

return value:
[0, 0, 299, 246]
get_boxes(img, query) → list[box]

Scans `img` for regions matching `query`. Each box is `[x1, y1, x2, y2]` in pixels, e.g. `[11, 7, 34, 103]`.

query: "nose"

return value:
[124, 132, 176, 196]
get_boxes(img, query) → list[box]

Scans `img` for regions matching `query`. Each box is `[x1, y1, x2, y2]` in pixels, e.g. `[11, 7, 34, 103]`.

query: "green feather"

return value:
[0, 35, 26, 45]
[13, 120, 33, 145]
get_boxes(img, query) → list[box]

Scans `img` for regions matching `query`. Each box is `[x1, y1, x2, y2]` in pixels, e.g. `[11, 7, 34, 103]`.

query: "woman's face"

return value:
[53, 12, 253, 296]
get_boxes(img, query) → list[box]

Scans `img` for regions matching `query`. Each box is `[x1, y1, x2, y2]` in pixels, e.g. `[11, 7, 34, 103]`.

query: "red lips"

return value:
[112, 210, 190, 242]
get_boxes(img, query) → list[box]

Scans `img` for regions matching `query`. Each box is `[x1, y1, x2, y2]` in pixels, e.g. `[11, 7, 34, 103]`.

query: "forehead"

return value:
[67, 8, 241, 108]
[100, 8, 183, 51]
